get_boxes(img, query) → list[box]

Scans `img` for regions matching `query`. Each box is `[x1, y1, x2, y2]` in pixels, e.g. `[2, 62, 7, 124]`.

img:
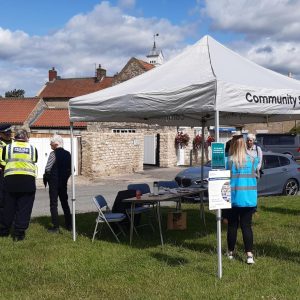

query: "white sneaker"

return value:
[247, 256, 255, 264]
[227, 251, 234, 260]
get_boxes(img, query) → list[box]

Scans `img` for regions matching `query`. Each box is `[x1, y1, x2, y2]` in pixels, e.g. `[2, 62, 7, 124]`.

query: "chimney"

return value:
[96, 64, 106, 81]
[49, 67, 57, 82]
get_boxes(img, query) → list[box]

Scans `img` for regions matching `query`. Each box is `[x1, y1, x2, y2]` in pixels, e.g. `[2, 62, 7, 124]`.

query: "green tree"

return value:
[5, 89, 25, 98]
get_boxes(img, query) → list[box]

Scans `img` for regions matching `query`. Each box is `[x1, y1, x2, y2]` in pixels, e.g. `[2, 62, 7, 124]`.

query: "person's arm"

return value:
[35, 148, 38, 163]
[1, 146, 5, 162]
[257, 146, 263, 170]
[45, 151, 56, 173]
[0, 146, 6, 171]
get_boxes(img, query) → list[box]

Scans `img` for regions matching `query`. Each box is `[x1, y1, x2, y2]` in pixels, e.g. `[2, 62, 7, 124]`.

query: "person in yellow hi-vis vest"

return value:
[0, 124, 12, 213]
[0, 128, 38, 241]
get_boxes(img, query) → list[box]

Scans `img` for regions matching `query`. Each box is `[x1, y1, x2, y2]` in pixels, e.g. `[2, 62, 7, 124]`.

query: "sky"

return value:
[1, 0, 300, 97]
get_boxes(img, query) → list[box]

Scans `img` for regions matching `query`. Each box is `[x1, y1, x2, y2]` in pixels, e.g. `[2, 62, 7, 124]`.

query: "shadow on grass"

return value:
[180, 241, 217, 253]
[31, 205, 218, 247]
[31, 215, 51, 229]
[125, 206, 217, 249]
[31, 212, 97, 238]
[256, 241, 300, 263]
[260, 205, 300, 216]
[150, 252, 189, 266]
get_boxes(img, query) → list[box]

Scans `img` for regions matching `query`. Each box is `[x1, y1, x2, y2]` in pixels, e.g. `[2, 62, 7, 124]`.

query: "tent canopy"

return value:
[69, 35, 300, 126]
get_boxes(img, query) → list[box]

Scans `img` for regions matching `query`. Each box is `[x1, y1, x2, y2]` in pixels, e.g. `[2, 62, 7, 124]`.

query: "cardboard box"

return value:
[167, 211, 187, 230]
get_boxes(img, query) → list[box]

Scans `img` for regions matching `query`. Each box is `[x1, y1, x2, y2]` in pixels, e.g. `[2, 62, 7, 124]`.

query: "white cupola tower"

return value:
[146, 33, 164, 66]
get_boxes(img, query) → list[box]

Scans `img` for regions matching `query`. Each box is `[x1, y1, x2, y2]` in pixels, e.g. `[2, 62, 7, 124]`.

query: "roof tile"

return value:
[0, 98, 40, 124]
[32, 109, 86, 128]
[138, 60, 155, 71]
[38, 77, 114, 98]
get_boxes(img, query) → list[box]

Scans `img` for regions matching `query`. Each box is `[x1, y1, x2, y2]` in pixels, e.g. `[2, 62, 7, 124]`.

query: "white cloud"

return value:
[201, 0, 300, 79]
[0, 28, 29, 58]
[118, 0, 136, 9]
[234, 38, 300, 78]
[0, 1, 187, 96]
[203, 0, 300, 41]
[1, 0, 300, 97]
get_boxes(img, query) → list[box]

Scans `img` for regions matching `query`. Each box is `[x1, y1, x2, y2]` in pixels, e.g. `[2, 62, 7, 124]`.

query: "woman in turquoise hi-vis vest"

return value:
[226, 135, 258, 265]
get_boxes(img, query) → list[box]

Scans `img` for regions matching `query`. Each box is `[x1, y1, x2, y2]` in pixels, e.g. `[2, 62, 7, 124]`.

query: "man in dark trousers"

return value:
[44, 135, 72, 233]
[0, 128, 38, 241]
[0, 124, 12, 214]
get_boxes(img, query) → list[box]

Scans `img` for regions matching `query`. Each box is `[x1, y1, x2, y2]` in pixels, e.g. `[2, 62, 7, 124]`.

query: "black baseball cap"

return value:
[232, 134, 243, 140]
[0, 123, 12, 133]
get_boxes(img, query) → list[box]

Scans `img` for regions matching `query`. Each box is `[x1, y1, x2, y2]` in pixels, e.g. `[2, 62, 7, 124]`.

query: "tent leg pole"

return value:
[215, 110, 222, 279]
[70, 122, 76, 241]
[201, 119, 205, 182]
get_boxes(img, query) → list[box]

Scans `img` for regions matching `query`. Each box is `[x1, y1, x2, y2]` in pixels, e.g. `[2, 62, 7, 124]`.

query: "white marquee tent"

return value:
[69, 35, 300, 277]
[69, 35, 300, 126]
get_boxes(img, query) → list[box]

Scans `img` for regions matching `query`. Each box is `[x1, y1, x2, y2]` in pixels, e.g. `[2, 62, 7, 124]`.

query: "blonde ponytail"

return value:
[229, 137, 247, 168]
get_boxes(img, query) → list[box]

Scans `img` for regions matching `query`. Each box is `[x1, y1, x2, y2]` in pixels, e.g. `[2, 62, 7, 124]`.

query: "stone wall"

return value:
[112, 58, 146, 85]
[182, 127, 194, 165]
[245, 120, 298, 133]
[159, 132, 177, 167]
[82, 122, 182, 178]
[82, 122, 215, 178]
[81, 132, 144, 179]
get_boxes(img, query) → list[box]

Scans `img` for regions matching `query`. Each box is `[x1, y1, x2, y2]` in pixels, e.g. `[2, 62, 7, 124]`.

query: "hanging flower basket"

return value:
[193, 134, 202, 150]
[206, 135, 215, 147]
[175, 132, 190, 149]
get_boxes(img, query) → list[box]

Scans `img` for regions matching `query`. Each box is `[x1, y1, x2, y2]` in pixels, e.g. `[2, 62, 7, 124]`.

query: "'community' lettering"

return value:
[245, 92, 299, 108]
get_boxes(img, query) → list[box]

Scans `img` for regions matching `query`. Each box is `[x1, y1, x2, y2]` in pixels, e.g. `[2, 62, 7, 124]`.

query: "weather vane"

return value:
[153, 33, 159, 47]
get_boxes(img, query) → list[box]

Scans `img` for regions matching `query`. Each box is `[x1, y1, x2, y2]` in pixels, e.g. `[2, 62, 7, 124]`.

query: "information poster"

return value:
[208, 170, 231, 210]
[211, 142, 225, 169]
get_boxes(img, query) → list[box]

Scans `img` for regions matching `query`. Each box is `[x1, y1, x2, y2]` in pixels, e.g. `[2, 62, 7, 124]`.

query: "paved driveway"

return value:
[32, 166, 183, 217]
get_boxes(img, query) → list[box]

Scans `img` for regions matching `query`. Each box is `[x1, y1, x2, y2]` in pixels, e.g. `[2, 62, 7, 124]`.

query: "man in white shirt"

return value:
[246, 133, 263, 177]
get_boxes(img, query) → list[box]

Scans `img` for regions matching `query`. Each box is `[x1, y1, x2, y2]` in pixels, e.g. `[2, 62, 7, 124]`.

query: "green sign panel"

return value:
[211, 142, 225, 169]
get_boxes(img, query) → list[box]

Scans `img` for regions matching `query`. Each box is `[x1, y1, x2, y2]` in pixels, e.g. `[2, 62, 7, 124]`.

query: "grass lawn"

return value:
[0, 196, 299, 299]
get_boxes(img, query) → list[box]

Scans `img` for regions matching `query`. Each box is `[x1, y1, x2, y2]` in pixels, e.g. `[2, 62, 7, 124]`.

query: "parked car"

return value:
[256, 133, 300, 160]
[175, 152, 300, 197]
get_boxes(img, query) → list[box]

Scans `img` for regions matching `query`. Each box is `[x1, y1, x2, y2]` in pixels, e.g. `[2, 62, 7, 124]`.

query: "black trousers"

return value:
[0, 172, 5, 222]
[0, 171, 4, 208]
[0, 191, 35, 237]
[227, 207, 255, 253]
[49, 181, 71, 228]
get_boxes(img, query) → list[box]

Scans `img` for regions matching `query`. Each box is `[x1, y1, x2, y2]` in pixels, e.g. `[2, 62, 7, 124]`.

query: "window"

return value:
[263, 155, 280, 169]
[256, 137, 263, 144]
[112, 129, 136, 133]
[263, 136, 280, 145]
[259, 134, 296, 145]
[279, 156, 290, 166]
[279, 136, 295, 145]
